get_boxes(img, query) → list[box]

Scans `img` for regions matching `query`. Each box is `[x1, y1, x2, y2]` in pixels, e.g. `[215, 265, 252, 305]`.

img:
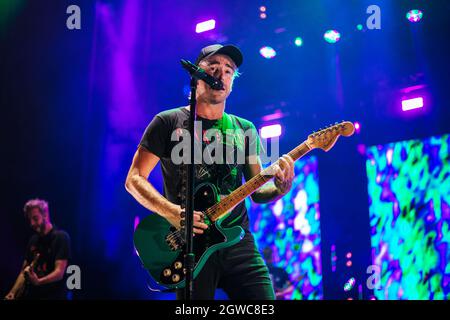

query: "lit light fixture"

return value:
[344, 277, 356, 292]
[260, 124, 282, 139]
[195, 19, 216, 33]
[324, 30, 341, 43]
[354, 122, 361, 134]
[406, 9, 423, 23]
[402, 97, 424, 111]
[294, 37, 303, 47]
[259, 46, 276, 59]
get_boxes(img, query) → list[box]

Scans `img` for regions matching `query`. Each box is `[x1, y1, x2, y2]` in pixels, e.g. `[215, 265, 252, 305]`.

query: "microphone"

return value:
[180, 59, 224, 90]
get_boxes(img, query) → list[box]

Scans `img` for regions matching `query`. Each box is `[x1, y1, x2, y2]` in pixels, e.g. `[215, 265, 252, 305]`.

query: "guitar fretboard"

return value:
[205, 142, 312, 221]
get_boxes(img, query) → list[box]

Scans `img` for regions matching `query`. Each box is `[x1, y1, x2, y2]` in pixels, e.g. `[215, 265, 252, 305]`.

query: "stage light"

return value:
[356, 24, 363, 31]
[324, 30, 341, 43]
[346, 261, 353, 267]
[260, 13, 267, 19]
[259, 46, 276, 59]
[402, 97, 424, 111]
[294, 37, 303, 47]
[344, 277, 356, 291]
[260, 124, 282, 139]
[346, 252, 352, 259]
[259, 6, 266, 12]
[354, 121, 361, 134]
[195, 19, 216, 33]
[406, 9, 423, 23]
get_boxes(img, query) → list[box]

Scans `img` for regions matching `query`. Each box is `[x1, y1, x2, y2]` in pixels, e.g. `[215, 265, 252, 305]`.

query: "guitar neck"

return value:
[205, 141, 313, 221]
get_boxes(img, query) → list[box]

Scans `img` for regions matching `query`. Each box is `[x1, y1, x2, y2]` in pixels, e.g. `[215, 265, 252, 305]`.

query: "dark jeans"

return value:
[176, 232, 275, 300]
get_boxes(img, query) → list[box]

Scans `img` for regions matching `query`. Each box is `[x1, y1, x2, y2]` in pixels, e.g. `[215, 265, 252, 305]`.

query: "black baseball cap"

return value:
[195, 44, 243, 68]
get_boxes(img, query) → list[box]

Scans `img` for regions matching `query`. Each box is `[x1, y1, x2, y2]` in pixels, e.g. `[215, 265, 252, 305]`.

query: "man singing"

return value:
[126, 44, 294, 300]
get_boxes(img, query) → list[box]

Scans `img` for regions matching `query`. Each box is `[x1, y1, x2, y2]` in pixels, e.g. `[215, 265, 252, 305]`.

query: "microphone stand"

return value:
[183, 76, 197, 301]
[180, 59, 223, 300]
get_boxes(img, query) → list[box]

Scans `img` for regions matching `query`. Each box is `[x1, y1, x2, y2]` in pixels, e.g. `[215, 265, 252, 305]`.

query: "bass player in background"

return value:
[5, 199, 71, 300]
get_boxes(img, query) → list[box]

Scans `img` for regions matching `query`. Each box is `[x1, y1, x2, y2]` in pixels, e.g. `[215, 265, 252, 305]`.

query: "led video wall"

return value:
[367, 134, 450, 299]
[247, 156, 323, 300]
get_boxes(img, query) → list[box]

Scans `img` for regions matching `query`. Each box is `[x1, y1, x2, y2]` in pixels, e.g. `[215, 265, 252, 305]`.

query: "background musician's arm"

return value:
[25, 259, 68, 286]
[4, 260, 27, 300]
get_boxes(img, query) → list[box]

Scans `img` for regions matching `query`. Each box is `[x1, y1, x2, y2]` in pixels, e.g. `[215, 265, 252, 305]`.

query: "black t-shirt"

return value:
[139, 106, 261, 230]
[24, 227, 71, 299]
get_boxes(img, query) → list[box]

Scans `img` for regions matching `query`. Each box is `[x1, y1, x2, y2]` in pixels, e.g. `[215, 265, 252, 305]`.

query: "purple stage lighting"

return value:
[196, 19, 216, 33]
[402, 97, 424, 111]
[354, 121, 361, 134]
[134, 216, 140, 231]
[260, 124, 282, 139]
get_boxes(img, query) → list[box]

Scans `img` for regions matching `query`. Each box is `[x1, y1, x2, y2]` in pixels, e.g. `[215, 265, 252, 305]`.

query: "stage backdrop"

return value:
[247, 156, 323, 300]
[367, 134, 450, 300]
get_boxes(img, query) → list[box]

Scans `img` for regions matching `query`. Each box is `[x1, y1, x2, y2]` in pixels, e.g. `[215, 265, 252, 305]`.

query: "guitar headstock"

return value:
[307, 121, 355, 151]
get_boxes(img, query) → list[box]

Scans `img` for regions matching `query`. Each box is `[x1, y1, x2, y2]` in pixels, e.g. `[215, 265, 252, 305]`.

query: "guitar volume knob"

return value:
[172, 274, 181, 283]
[163, 269, 172, 277]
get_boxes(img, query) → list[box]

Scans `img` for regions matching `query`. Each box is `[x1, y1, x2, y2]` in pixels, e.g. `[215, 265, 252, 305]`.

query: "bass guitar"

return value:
[14, 252, 41, 299]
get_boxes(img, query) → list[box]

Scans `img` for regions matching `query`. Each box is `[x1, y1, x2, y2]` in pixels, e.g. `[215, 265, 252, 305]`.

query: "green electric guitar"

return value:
[133, 121, 355, 289]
